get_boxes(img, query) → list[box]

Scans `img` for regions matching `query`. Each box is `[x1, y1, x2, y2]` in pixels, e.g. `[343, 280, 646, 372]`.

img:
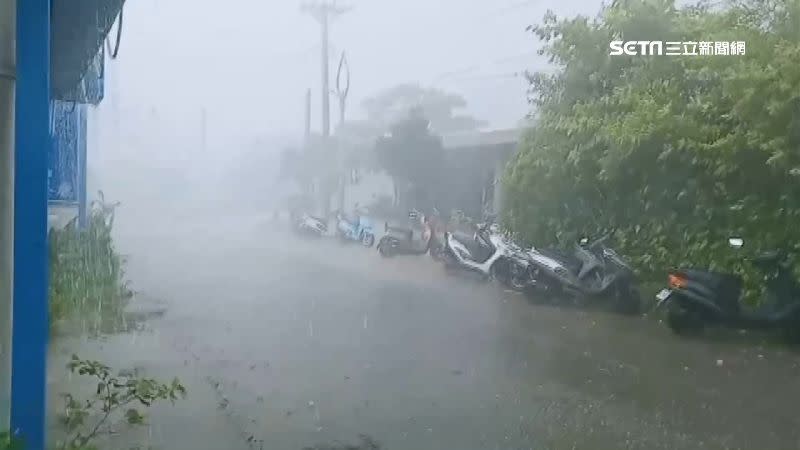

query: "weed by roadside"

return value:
[54, 355, 186, 450]
[49, 192, 132, 335]
[1, 356, 186, 450]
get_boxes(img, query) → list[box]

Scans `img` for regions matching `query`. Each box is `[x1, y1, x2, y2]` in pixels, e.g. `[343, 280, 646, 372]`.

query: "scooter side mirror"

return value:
[729, 237, 744, 248]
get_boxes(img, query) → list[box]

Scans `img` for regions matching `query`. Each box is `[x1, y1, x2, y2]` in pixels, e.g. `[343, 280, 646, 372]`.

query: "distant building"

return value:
[333, 126, 524, 220]
[441, 128, 522, 218]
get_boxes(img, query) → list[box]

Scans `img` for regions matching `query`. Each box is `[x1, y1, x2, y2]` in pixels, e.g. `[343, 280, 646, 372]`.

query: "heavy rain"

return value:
[2, 0, 800, 449]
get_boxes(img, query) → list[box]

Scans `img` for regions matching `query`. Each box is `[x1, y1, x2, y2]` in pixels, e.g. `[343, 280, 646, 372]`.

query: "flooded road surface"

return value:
[53, 214, 800, 450]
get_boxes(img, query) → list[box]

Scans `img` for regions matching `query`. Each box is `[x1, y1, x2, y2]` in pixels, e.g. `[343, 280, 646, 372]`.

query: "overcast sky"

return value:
[102, 0, 603, 147]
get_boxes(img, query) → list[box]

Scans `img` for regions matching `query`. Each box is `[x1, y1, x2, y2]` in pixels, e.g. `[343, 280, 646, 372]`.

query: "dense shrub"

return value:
[504, 0, 800, 302]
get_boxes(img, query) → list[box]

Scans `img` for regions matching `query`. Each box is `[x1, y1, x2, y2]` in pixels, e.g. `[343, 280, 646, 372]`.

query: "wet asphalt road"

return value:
[55, 214, 800, 450]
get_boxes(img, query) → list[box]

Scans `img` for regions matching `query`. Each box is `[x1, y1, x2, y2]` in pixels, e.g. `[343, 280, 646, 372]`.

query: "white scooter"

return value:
[293, 212, 328, 237]
[442, 221, 514, 281]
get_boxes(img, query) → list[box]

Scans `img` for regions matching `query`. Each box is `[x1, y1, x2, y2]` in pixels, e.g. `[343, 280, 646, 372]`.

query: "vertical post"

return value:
[304, 89, 311, 145]
[320, 12, 330, 139]
[77, 104, 87, 229]
[11, 0, 49, 449]
[319, 12, 331, 218]
[0, 0, 16, 430]
[334, 52, 349, 213]
[303, 89, 312, 196]
[200, 107, 207, 153]
[302, 1, 351, 217]
[493, 158, 505, 216]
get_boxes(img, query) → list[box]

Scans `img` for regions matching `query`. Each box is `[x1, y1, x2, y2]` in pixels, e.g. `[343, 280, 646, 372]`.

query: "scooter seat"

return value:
[539, 248, 582, 274]
[452, 231, 476, 244]
[451, 231, 494, 262]
[679, 269, 743, 312]
[752, 250, 785, 265]
[386, 225, 414, 241]
[681, 269, 742, 288]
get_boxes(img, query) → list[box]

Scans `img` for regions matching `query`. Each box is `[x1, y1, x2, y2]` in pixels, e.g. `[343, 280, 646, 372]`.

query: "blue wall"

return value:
[49, 100, 86, 205]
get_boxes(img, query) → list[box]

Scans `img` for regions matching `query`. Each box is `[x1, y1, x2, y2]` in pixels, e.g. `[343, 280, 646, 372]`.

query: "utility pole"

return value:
[304, 88, 311, 145]
[200, 107, 207, 153]
[301, 0, 351, 217]
[301, 1, 350, 138]
[335, 51, 350, 212]
[303, 88, 314, 197]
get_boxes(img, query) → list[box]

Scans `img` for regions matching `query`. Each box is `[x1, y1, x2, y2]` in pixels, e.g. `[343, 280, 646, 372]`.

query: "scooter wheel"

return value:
[666, 304, 704, 335]
[363, 233, 375, 248]
[488, 261, 511, 287]
[442, 255, 458, 276]
[377, 241, 393, 258]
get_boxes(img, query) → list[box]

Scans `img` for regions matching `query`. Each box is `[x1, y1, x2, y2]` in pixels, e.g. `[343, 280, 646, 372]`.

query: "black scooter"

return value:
[377, 210, 433, 258]
[655, 238, 800, 339]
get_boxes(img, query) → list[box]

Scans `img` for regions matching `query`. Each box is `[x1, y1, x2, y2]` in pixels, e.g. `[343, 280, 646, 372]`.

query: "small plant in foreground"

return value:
[56, 355, 186, 450]
[0, 431, 23, 450]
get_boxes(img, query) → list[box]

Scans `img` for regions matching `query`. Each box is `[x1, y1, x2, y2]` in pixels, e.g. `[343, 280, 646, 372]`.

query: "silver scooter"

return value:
[292, 212, 328, 237]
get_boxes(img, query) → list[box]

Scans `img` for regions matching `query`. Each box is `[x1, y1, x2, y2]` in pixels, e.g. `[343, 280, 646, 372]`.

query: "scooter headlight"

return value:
[668, 273, 687, 289]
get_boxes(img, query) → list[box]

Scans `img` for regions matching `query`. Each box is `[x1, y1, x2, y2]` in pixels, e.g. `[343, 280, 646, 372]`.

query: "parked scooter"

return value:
[441, 218, 518, 283]
[524, 232, 641, 314]
[336, 209, 376, 247]
[490, 230, 537, 292]
[377, 210, 432, 258]
[292, 212, 328, 237]
[425, 208, 447, 261]
[655, 238, 800, 339]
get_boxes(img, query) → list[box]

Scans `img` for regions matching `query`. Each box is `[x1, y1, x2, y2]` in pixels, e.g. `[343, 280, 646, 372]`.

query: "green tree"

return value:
[374, 108, 446, 210]
[361, 83, 487, 134]
[504, 0, 800, 301]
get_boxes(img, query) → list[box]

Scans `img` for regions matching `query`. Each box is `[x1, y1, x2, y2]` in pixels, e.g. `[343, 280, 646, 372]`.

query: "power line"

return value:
[473, 0, 540, 23]
[429, 50, 539, 85]
[445, 71, 526, 83]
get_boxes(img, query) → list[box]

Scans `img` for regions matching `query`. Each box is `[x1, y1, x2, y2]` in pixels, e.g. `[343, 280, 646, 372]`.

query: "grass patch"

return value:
[49, 193, 132, 336]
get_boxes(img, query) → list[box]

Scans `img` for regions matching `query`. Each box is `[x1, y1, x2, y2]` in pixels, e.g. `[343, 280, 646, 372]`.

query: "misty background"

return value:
[87, 0, 601, 233]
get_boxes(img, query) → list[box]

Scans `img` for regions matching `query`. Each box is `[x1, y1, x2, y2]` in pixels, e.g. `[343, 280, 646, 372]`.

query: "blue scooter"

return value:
[336, 211, 376, 247]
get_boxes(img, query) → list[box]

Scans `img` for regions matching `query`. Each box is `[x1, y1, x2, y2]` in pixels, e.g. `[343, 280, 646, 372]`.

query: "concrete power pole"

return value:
[304, 88, 311, 145]
[302, 0, 351, 217]
[200, 107, 207, 153]
[335, 51, 350, 212]
[303, 89, 313, 196]
[301, 1, 350, 138]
